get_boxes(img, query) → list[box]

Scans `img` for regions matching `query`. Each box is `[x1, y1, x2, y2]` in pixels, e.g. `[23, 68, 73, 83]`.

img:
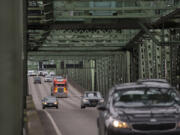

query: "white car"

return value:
[43, 71, 48, 76]
[49, 71, 55, 76]
[44, 75, 53, 82]
[28, 70, 37, 76]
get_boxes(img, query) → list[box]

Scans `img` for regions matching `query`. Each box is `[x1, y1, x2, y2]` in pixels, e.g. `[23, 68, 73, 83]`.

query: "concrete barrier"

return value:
[25, 96, 44, 135]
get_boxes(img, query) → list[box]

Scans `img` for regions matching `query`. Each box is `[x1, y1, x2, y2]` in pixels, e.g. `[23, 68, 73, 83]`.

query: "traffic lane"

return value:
[48, 108, 98, 135]
[29, 76, 99, 135]
[28, 77, 42, 109]
[46, 81, 99, 135]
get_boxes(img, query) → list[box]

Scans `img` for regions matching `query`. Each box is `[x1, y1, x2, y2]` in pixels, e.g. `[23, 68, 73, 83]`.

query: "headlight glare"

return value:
[43, 102, 47, 105]
[112, 120, 129, 128]
[54, 101, 58, 104]
[83, 99, 88, 102]
[113, 120, 119, 128]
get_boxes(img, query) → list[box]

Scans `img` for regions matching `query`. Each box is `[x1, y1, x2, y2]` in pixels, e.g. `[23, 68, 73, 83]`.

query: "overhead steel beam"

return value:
[55, 15, 160, 20]
[37, 46, 122, 51]
[54, 7, 178, 11]
[28, 51, 121, 56]
[160, 41, 180, 46]
[138, 22, 161, 46]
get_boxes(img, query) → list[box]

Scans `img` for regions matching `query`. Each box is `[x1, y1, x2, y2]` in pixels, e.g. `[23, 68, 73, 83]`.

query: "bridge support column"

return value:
[0, 0, 25, 135]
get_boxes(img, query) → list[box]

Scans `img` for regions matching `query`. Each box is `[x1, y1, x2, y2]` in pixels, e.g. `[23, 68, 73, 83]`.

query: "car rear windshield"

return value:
[113, 88, 180, 108]
[47, 98, 56, 102]
[85, 92, 102, 98]
[35, 77, 40, 80]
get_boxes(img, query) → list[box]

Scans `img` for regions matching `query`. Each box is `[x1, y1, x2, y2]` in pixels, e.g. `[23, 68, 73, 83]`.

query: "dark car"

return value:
[42, 96, 58, 109]
[34, 76, 41, 84]
[97, 81, 180, 135]
[81, 91, 104, 109]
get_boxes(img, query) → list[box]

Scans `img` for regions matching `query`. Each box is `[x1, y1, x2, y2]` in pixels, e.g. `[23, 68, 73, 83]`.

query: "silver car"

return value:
[44, 75, 53, 82]
[42, 96, 59, 109]
[81, 91, 104, 109]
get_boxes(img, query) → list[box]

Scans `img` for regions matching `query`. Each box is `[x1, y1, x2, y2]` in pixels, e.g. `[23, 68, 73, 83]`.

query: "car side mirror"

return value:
[97, 104, 107, 111]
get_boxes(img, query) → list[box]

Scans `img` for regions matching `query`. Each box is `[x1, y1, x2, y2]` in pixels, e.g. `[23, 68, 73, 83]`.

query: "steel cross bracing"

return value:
[33, 29, 139, 51]
[27, 0, 180, 92]
[28, 0, 180, 51]
[53, 0, 179, 21]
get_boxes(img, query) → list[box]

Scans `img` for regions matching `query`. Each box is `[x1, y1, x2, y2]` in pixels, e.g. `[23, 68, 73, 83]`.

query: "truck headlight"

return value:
[43, 102, 47, 105]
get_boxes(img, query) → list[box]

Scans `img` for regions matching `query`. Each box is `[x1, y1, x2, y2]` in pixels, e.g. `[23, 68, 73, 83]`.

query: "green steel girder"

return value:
[28, 0, 53, 25]
[31, 29, 139, 51]
[138, 22, 161, 46]
[35, 46, 123, 51]
[28, 56, 104, 61]
[53, 0, 179, 21]
[28, 51, 121, 56]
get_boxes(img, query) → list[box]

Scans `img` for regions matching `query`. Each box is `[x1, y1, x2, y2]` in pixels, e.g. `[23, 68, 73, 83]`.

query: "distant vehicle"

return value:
[97, 81, 180, 135]
[41, 96, 58, 109]
[28, 70, 37, 76]
[49, 71, 55, 76]
[38, 71, 46, 76]
[51, 77, 68, 98]
[33, 76, 41, 84]
[81, 91, 104, 109]
[44, 75, 52, 82]
[43, 71, 48, 76]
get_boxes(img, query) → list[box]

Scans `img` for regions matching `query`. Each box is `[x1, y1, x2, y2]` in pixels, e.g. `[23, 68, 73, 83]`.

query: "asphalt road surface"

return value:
[28, 77, 99, 135]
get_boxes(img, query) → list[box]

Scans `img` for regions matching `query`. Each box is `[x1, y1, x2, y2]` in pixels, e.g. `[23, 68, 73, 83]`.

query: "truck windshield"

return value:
[56, 84, 65, 87]
[113, 88, 180, 108]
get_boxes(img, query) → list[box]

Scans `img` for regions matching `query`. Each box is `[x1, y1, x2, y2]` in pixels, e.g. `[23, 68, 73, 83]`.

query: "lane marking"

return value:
[44, 110, 63, 135]
[29, 77, 62, 135]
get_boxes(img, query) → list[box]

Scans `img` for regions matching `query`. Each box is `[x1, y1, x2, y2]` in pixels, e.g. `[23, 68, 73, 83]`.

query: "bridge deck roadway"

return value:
[28, 77, 98, 135]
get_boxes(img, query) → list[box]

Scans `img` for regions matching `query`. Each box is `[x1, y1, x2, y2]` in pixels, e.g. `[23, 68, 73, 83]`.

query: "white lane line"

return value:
[44, 110, 63, 135]
[28, 77, 42, 109]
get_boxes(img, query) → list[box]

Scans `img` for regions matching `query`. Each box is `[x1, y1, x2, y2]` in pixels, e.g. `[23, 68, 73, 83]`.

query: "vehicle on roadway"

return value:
[97, 80, 180, 135]
[81, 91, 104, 109]
[51, 76, 68, 98]
[42, 96, 58, 109]
[38, 70, 48, 76]
[33, 76, 41, 84]
[28, 70, 37, 76]
[44, 75, 53, 82]
[49, 71, 55, 76]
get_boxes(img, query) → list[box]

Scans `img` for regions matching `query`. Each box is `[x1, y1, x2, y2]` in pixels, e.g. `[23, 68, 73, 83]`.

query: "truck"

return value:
[51, 76, 68, 98]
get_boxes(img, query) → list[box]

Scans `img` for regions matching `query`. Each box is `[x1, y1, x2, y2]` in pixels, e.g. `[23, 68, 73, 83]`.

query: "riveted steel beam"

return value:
[138, 22, 161, 46]
[28, 51, 121, 56]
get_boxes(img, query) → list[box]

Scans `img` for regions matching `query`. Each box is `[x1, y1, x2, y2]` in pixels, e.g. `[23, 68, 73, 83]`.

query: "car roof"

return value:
[137, 79, 169, 83]
[45, 75, 51, 77]
[114, 81, 172, 92]
[34, 76, 41, 79]
[84, 91, 100, 93]
[45, 96, 56, 99]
